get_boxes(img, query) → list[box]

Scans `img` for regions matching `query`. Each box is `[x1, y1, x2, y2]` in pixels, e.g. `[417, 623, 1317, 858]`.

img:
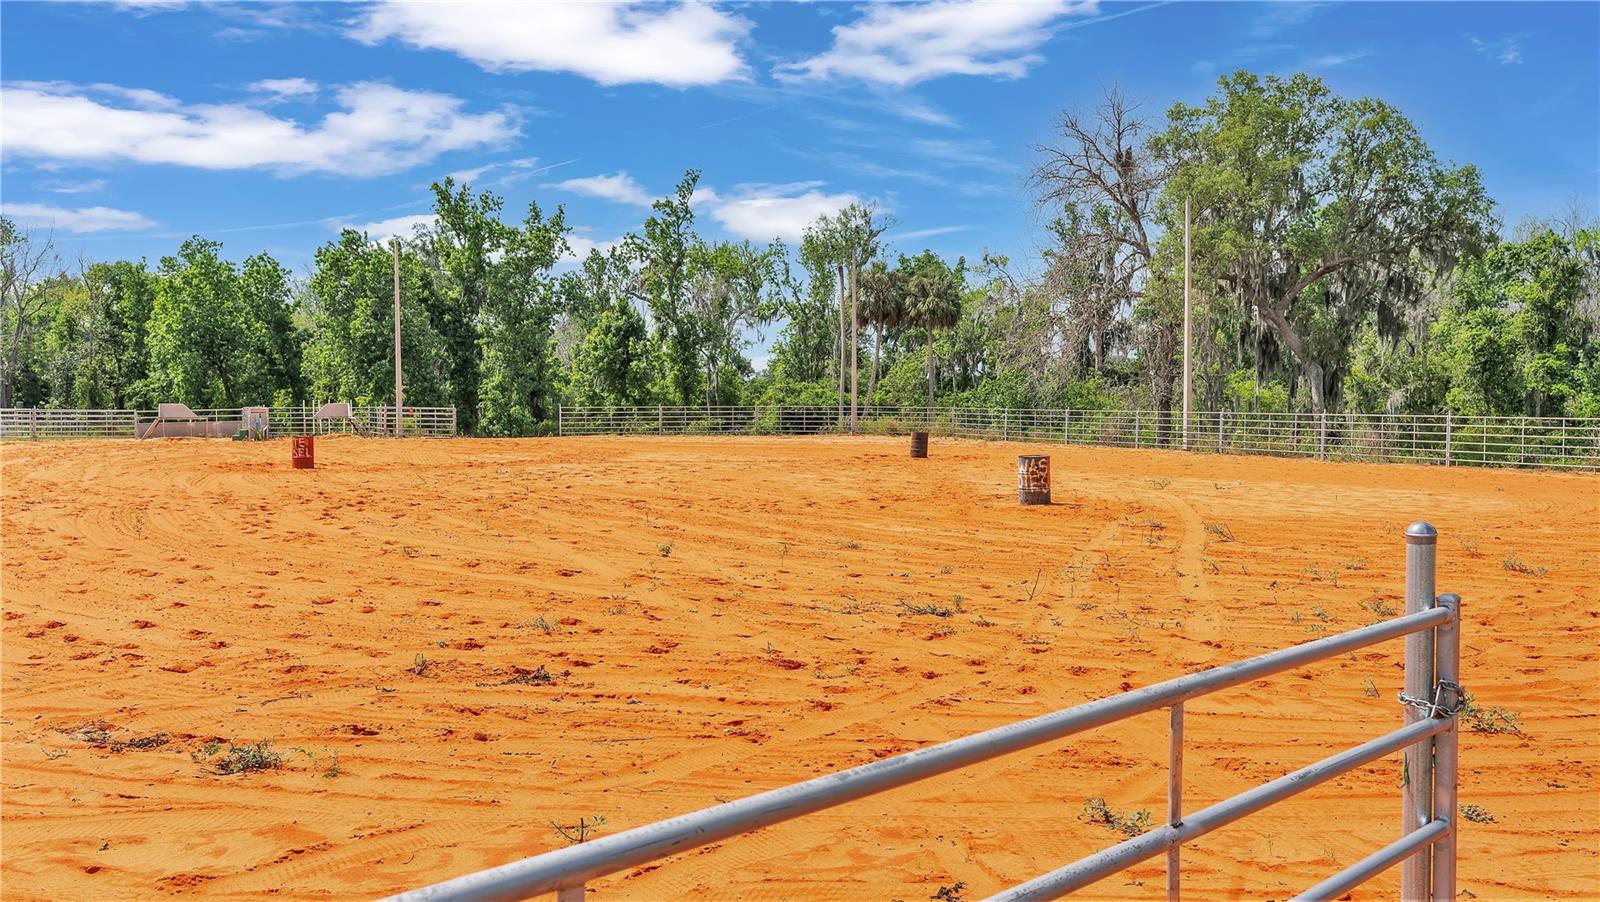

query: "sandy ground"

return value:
[1, 435, 1596, 901]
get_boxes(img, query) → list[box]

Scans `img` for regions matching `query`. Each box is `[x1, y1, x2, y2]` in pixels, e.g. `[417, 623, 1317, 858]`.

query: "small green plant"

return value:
[1501, 551, 1546, 576]
[1461, 695, 1523, 734]
[658, 541, 674, 558]
[409, 653, 430, 676]
[1080, 797, 1152, 837]
[842, 540, 860, 550]
[322, 751, 342, 779]
[202, 740, 281, 775]
[940, 565, 954, 575]
[931, 883, 967, 902]
[1147, 477, 1171, 490]
[1359, 596, 1398, 618]
[504, 664, 567, 686]
[899, 600, 954, 618]
[550, 815, 607, 845]
[1203, 522, 1236, 542]
[524, 614, 553, 634]
[1362, 677, 1379, 698]
[1456, 535, 1482, 556]
[1458, 803, 1494, 823]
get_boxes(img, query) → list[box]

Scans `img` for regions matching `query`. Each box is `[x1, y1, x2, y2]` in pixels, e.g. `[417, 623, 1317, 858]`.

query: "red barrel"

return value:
[1018, 454, 1050, 505]
[910, 431, 929, 458]
[291, 435, 315, 469]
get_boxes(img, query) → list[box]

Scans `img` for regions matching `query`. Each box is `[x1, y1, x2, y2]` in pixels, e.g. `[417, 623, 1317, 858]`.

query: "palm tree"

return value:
[905, 268, 962, 407]
[855, 260, 903, 408]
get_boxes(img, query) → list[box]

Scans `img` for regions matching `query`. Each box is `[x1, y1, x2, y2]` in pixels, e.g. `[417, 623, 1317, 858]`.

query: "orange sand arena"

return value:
[2, 435, 1596, 900]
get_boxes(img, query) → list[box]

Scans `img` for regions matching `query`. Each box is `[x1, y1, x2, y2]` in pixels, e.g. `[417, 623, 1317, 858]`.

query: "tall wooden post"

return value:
[392, 239, 403, 438]
[1182, 198, 1192, 451]
[393, 238, 403, 438]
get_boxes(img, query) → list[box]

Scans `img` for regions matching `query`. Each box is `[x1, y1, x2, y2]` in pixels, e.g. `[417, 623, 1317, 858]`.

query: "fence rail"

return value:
[392, 523, 1464, 902]
[558, 405, 1600, 470]
[0, 405, 457, 439]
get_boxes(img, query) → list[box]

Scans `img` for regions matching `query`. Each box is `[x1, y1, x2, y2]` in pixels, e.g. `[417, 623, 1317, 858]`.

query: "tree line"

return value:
[3, 71, 1597, 437]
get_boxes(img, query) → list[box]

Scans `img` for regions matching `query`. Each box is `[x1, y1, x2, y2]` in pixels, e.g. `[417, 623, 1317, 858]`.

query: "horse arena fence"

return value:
[557, 405, 1600, 470]
[394, 524, 1465, 902]
[0, 405, 457, 440]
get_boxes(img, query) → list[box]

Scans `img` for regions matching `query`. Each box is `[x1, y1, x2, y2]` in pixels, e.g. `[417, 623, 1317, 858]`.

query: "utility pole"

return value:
[393, 238, 403, 439]
[1182, 197, 1192, 452]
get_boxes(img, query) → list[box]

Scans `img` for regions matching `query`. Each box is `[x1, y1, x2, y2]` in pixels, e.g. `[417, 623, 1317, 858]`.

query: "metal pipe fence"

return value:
[0, 405, 457, 439]
[390, 524, 1466, 902]
[557, 405, 1600, 470]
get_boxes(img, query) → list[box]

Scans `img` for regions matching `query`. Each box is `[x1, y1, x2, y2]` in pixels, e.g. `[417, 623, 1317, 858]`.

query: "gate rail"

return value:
[392, 524, 1463, 902]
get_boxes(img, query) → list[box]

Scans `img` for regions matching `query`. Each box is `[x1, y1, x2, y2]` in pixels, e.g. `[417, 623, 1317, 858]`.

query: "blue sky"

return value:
[2, 0, 1597, 286]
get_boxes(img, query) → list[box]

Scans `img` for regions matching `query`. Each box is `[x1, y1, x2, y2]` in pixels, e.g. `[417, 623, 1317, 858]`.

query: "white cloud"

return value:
[36, 178, 108, 195]
[1468, 35, 1523, 65]
[708, 182, 861, 243]
[777, 0, 1096, 87]
[547, 172, 654, 207]
[565, 233, 622, 260]
[894, 225, 973, 241]
[1, 81, 517, 177]
[339, 214, 435, 243]
[351, 1, 752, 87]
[1303, 50, 1371, 69]
[248, 77, 319, 101]
[1, 203, 156, 234]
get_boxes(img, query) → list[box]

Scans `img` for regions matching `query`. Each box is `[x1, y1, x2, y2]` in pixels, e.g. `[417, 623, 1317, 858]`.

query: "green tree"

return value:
[1157, 71, 1494, 411]
[426, 178, 511, 433]
[902, 251, 964, 406]
[146, 238, 262, 407]
[629, 170, 704, 406]
[304, 230, 448, 409]
[571, 297, 654, 406]
[855, 259, 905, 405]
[239, 253, 304, 406]
[480, 201, 571, 434]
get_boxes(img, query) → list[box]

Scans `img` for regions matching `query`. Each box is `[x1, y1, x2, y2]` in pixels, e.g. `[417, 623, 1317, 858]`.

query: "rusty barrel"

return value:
[1017, 454, 1050, 505]
[291, 435, 315, 469]
[910, 431, 929, 458]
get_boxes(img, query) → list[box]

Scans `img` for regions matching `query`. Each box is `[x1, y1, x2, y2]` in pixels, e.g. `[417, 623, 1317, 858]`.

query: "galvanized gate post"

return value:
[1402, 521, 1437, 901]
[557, 406, 563, 437]
[1444, 414, 1453, 466]
[1432, 592, 1461, 902]
[1167, 702, 1184, 901]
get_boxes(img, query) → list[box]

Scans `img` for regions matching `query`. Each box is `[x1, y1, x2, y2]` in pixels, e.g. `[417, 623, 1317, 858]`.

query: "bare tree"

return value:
[1, 219, 61, 408]
[1030, 86, 1173, 422]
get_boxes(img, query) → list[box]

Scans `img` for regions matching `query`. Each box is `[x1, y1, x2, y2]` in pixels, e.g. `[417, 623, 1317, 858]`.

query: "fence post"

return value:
[557, 406, 563, 437]
[1135, 410, 1141, 448]
[658, 405, 664, 435]
[30, 407, 38, 440]
[1402, 521, 1437, 901]
[1318, 412, 1327, 461]
[1444, 413, 1453, 466]
[1217, 411, 1224, 453]
[1003, 408, 1009, 442]
[1063, 409, 1070, 445]
[1432, 592, 1461, 902]
[1167, 702, 1183, 902]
